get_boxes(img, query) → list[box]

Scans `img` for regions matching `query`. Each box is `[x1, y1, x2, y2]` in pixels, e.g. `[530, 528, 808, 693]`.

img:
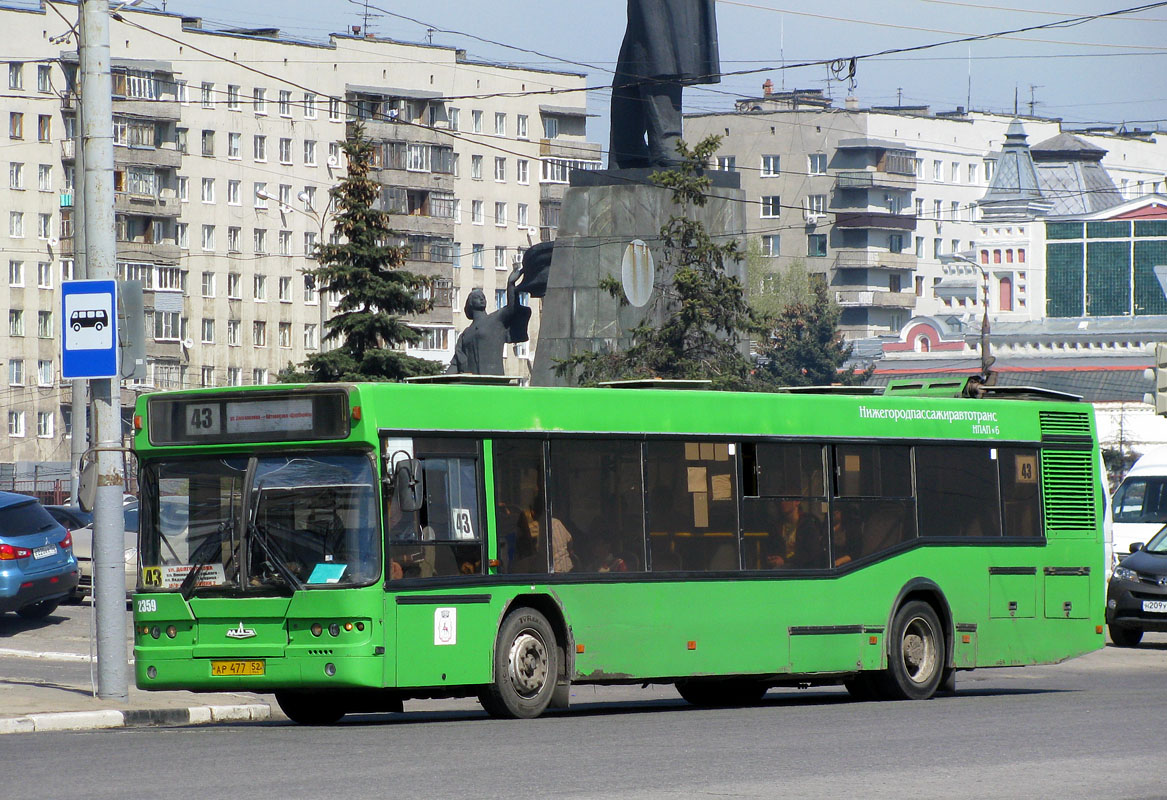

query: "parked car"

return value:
[45, 504, 93, 532]
[71, 502, 138, 598]
[0, 492, 79, 619]
[1106, 523, 1167, 647]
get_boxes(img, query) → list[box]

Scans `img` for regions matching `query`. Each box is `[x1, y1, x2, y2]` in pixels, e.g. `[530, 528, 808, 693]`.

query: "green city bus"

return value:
[130, 379, 1105, 723]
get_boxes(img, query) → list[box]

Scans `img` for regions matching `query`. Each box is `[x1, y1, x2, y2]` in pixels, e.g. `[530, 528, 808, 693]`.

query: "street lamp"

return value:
[941, 251, 995, 387]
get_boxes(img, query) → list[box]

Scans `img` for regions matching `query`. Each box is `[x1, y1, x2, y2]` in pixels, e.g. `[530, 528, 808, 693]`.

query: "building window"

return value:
[253, 273, 267, 299]
[516, 114, 528, 139]
[252, 321, 267, 347]
[471, 155, 483, 180]
[254, 182, 267, 208]
[807, 194, 826, 216]
[227, 273, 241, 299]
[761, 235, 780, 257]
[253, 229, 267, 255]
[37, 115, 51, 142]
[37, 310, 52, 338]
[253, 368, 267, 386]
[8, 260, 22, 287]
[472, 200, 484, 225]
[304, 93, 316, 119]
[37, 359, 53, 386]
[807, 234, 827, 257]
[1018, 249, 1026, 263]
[761, 155, 780, 177]
[472, 244, 484, 269]
[8, 411, 25, 437]
[933, 160, 943, 181]
[201, 177, 215, 204]
[808, 153, 827, 175]
[543, 116, 558, 139]
[495, 246, 507, 269]
[279, 230, 292, 256]
[279, 90, 291, 117]
[201, 129, 214, 156]
[517, 203, 529, 229]
[472, 110, 483, 133]
[227, 227, 241, 253]
[9, 111, 23, 139]
[304, 140, 317, 166]
[200, 367, 214, 387]
[37, 64, 51, 93]
[716, 155, 736, 172]
[201, 318, 215, 343]
[494, 157, 506, 182]
[278, 322, 292, 348]
[302, 323, 318, 350]
[517, 159, 529, 185]
[495, 112, 506, 136]
[8, 309, 22, 337]
[37, 262, 51, 289]
[177, 223, 188, 249]
[495, 202, 507, 227]
[8, 62, 23, 90]
[153, 311, 180, 341]
[8, 358, 24, 385]
[254, 135, 267, 162]
[761, 196, 781, 218]
[993, 249, 1002, 264]
[279, 137, 292, 165]
[999, 276, 1014, 312]
[9, 212, 22, 238]
[37, 164, 51, 192]
[226, 319, 240, 346]
[304, 275, 317, 304]
[227, 367, 242, 386]
[253, 87, 267, 114]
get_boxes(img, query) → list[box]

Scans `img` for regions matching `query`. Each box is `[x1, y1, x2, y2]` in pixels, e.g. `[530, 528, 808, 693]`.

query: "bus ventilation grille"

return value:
[1041, 451, 1097, 535]
[1038, 410, 1091, 440]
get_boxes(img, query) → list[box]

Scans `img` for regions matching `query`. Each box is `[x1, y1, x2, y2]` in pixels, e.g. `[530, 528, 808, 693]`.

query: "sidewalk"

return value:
[0, 647, 274, 734]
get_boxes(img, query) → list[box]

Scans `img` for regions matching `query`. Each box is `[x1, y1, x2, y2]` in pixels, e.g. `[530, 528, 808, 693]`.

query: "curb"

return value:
[0, 703, 270, 735]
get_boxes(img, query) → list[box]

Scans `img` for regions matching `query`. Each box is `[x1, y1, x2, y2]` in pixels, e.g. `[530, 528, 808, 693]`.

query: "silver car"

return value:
[70, 503, 138, 598]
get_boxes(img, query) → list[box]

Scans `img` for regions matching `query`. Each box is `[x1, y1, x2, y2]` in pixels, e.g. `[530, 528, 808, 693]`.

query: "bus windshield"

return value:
[139, 451, 380, 594]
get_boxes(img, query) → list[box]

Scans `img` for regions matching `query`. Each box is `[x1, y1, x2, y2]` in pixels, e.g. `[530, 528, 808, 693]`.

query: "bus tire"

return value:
[1109, 624, 1143, 648]
[479, 607, 558, 719]
[676, 678, 767, 708]
[876, 600, 945, 700]
[275, 691, 346, 725]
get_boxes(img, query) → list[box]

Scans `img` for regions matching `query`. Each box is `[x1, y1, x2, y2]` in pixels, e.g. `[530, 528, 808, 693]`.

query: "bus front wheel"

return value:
[275, 691, 346, 725]
[479, 607, 558, 719]
[876, 600, 945, 700]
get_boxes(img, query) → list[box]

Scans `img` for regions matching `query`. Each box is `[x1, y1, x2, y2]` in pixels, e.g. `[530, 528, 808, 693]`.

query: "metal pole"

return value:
[69, 34, 89, 506]
[80, 0, 128, 700]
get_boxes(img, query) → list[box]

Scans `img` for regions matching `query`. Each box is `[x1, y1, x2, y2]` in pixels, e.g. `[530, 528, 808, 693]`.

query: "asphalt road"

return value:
[3, 603, 1167, 799]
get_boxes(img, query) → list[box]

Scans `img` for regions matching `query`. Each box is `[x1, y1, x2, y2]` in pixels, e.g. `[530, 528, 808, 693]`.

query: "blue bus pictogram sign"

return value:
[61, 280, 119, 379]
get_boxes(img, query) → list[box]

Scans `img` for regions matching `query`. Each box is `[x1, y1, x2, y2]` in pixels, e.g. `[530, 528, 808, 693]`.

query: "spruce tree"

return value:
[279, 123, 441, 383]
[752, 279, 866, 387]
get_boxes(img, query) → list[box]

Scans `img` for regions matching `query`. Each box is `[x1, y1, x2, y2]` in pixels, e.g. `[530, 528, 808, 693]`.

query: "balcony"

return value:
[111, 97, 181, 121]
[834, 248, 917, 271]
[116, 240, 181, 262]
[114, 192, 181, 218]
[834, 212, 917, 231]
[835, 169, 916, 192]
[61, 140, 75, 161]
[835, 290, 918, 309]
[114, 145, 182, 169]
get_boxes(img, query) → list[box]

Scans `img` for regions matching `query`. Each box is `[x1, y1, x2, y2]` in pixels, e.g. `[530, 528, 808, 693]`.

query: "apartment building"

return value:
[685, 87, 1167, 339]
[1, 1, 599, 471]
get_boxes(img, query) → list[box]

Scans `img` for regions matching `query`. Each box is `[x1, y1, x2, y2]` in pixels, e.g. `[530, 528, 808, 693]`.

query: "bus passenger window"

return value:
[741, 443, 828, 570]
[831, 445, 916, 564]
[999, 448, 1042, 537]
[645, 441, 739, 572]
[493, 439, 549, 574]
[388, 439, 484, 580]
[916, 446, 1002, 537]
[550, 440, 644, 574]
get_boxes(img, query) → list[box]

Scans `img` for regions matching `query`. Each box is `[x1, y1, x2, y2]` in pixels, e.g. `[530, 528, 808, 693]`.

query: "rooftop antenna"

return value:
[426, 27, 435, 45]
[1014, 85, 1018, 116]
[780, 15, 785, 91]
[1028, 84, 1042, 117]
[966, 46, 972, 112]
[897, 87, 903, 107]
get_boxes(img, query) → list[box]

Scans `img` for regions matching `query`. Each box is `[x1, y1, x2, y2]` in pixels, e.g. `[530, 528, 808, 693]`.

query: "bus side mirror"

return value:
[78, 458, 97, 513]
[395, 460, 425, 513]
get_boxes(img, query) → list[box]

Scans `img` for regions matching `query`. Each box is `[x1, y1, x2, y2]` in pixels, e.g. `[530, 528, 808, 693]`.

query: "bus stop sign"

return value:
[61, 279, 119, 379]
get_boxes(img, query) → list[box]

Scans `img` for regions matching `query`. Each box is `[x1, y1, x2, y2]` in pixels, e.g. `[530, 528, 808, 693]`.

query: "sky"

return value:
[20, 0, 1167, 142]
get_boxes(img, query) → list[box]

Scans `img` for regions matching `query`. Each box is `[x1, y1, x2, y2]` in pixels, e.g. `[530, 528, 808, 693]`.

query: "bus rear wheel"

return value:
[1109, 624, 1143, 647]
[479, 607, 558, 719]
[275, 691, 346, 725]
[875, 600, 945, 700]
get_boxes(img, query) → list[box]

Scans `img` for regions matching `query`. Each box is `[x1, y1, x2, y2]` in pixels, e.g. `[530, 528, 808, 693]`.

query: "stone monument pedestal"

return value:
[531, 169, 745, 387]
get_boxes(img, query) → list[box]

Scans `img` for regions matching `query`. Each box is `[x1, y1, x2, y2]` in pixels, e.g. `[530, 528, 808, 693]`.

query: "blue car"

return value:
[0, 492, 79, 619]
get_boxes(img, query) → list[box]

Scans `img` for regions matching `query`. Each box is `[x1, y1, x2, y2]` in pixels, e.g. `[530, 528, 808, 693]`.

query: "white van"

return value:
[1111, 447, 1167, 566]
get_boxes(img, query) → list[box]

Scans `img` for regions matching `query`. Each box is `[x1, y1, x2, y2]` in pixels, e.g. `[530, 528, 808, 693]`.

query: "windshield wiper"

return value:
[248, 521, 304, 592]
[179, 521, 235, 600]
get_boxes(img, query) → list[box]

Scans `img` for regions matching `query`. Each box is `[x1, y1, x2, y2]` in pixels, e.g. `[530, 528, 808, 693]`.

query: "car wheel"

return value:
[72, 323, 81, 332]
[16, 599, 60, 620]
[1108, 624, 1143, 648]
